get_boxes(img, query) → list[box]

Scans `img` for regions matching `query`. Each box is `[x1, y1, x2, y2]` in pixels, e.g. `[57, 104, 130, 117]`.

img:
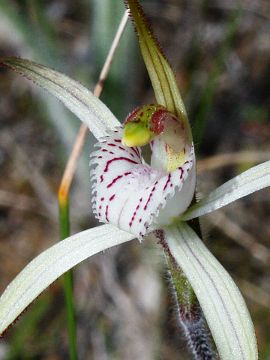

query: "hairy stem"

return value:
[168, 257, 217, 360]
[157, 229, 218, 360]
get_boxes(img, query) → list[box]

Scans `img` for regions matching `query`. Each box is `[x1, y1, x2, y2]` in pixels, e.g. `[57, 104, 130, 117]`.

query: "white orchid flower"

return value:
[0, 1, 269, 359]
[91, 104, 196, 238]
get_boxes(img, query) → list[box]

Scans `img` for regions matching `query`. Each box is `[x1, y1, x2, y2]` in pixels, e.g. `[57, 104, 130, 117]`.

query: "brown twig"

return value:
[58, 10, 129, 204]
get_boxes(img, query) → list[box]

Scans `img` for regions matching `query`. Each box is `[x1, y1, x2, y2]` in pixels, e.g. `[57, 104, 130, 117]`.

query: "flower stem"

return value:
[168, 256, 217, 360]
[157, 228, 217, 360]
[59, 197, 77, 360]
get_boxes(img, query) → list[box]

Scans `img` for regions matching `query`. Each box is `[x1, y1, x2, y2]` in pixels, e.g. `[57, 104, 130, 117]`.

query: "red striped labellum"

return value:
[91, 105, 196, 239]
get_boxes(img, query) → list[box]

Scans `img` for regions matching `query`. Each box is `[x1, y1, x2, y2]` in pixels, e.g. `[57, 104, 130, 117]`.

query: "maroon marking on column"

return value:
[100, 175, 104, 182]
[150, 109, 167, 134]
[101, 197, 105, 201]
[109, 194, 115, 201]
[124, 107, 140, 123]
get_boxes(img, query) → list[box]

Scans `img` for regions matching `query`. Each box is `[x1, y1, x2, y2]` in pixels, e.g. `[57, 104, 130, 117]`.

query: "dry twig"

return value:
[197, 150, 270, 174]
[58, 10, 129, 204]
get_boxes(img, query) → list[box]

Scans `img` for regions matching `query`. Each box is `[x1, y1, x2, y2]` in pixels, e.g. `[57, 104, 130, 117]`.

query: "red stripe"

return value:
[129, 146, 140, 158]
[107, 175, 123, 188]
[144, 186, 156, 210]
[105, 205, 109, 222]
[163, 174, 171, 191]
[104, 157, 138, 172]
[179, 168, 184, 179]
[107, 172, 132, 188]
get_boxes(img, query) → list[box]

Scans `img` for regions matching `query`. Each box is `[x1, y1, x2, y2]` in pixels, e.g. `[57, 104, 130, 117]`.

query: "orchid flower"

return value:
[0, 1, 269, 359]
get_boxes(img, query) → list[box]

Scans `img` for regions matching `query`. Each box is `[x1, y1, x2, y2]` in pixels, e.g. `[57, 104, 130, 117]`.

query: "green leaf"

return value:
[0, 57, 120, 140]
[0, 224, 134, 335]
[165, 223, 258, 360]
[182, 160, 270, 220]
[125, 0, 192, 143]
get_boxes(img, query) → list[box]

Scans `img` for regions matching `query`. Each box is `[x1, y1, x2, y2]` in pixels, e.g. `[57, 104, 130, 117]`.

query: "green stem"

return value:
[166, 254, 217, 360]
[59, 198, 78, 360]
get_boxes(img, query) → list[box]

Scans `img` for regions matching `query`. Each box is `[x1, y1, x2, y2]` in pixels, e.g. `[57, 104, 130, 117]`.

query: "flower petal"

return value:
[0, 224, 134, 335]
[182, 160, 270, 220]
[164, 223, 258, 360]
[91, 130, 195, 238]
[0, 57, 120, 140]
[125, 0, 192, 144]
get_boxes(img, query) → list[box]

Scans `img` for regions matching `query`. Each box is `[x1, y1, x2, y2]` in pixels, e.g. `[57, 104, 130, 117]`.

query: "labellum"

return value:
[91, 104, 196, 238]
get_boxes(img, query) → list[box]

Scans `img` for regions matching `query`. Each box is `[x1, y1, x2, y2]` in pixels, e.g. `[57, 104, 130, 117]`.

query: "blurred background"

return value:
[0, 0, 269, 359]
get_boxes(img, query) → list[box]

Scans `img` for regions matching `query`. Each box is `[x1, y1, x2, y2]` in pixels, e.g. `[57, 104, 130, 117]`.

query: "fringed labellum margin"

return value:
[91, 104, 196, 239]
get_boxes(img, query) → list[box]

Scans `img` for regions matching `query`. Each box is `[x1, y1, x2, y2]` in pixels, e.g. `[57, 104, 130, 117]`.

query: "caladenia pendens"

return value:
[0, 0, 269, 359]
[91, 104, 196, 237]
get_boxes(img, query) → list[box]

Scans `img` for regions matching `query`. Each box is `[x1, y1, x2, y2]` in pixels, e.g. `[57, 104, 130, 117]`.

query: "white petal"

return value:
[182, 160, 270, 220]
[0, 57, 120, 139]
[0, 224, 134, 335]
[164, 223, 258, 360]
[91, 130, 195, 238]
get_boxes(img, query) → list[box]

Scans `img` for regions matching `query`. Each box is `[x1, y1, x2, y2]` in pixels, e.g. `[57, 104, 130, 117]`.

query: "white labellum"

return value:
[91, 129, 196, 238]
